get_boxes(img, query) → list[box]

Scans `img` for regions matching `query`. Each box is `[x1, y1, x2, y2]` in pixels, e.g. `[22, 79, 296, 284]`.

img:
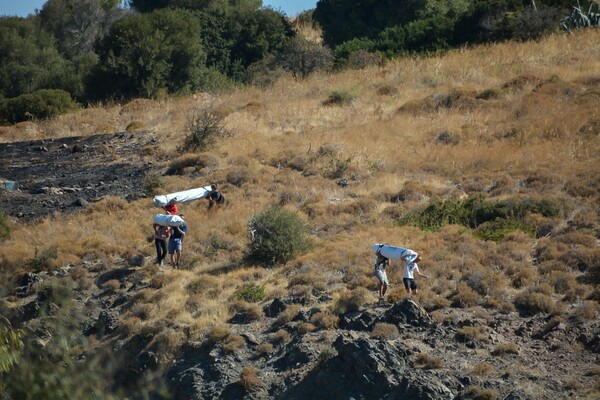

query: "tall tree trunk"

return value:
[531, 0, 538, 12]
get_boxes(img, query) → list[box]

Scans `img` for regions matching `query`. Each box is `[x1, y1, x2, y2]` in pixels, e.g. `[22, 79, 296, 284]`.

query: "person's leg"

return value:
[155, 239, 161, 264]
[168, 238, 176, 267]
[410, 280, 418, 295]
[159, 240, 167, 265]
[175, 251, 181, 268]
[403, 278, 411, 294]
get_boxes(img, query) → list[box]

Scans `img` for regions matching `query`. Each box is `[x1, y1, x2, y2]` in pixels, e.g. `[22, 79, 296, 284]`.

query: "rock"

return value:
[338, 309, 378, 331]
[379, 298, 434, 328]
[72, 144, 84, 153]
[97, 310, 119, 335]
[72, 197, 89, 207]
[264, 298, 287, 318]
[127, 255, 146, 268]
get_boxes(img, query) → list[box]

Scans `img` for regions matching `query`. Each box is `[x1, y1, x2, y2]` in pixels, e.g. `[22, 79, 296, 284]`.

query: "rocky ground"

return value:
[0, 131, 156, 222]
[1, 132, 599, 399]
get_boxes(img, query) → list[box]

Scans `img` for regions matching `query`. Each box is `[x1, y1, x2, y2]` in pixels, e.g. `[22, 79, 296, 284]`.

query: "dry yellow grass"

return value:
[0, 29, 598, 347]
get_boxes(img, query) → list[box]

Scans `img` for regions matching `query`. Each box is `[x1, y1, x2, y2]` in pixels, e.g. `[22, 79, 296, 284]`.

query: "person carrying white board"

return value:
[401, 249, 429, 295]
[374, 244, 391, 303]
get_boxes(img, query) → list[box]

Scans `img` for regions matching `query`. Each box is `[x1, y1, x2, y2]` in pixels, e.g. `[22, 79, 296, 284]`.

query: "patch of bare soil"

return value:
[0, 131, 158, 222]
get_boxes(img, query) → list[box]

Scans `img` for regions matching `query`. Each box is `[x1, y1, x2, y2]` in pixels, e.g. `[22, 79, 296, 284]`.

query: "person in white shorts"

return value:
[374, 244, 391, 303]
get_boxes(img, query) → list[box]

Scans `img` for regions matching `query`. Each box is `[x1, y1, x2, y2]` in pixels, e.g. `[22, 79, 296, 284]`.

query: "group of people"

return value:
[152, 184, 427, 301]
[153, 185, 225, 269]
[374, 244, 429, 303]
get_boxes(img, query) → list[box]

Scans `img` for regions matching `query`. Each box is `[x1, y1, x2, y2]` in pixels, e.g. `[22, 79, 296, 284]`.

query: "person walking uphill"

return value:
[153, 223, 169, 267]
[168, 215, 187, 269]
[401, 249, 429, 295]
[375, 244, 391, 303]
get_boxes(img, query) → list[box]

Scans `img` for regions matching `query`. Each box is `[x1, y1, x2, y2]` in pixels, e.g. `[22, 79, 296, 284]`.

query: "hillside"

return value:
[0, 30, 599, 399]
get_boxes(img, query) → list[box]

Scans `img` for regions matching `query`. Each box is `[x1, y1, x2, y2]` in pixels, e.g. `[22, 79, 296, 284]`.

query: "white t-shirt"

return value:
[402, 250, 419, 279]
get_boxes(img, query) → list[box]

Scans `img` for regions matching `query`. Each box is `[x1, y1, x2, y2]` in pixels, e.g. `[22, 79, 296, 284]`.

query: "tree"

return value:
[0, 17, 69, 99]
[91, 8, 208, 99]
[278, 37, 334, 78]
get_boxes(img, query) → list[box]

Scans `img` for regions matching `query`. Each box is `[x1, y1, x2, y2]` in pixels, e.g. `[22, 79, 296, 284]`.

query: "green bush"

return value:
[235, 282, 266, 303]
[248, 205, 311, 266]
[26, 247, 58, 273]
[397, 195, 560, 240]
[0, 211, 10, 241]
[0, 90, 78, 124]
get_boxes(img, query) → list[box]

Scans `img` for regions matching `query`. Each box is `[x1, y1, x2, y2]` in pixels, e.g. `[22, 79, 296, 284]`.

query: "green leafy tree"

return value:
[0, 17, 68, 99]
[278, 36, 334, 78]
[91, 8, 207, 99]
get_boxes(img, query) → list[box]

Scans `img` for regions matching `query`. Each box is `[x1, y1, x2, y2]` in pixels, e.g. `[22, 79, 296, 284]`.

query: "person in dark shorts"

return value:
[401, 250, 429, 295]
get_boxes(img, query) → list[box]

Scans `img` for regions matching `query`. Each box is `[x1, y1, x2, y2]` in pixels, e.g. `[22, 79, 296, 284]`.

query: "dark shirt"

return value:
[171, 224, 187, 239]
[208, 191, 224, 204]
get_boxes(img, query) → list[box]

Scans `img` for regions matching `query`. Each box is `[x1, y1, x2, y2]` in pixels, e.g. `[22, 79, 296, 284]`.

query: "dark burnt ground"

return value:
[0, 131, 159, 222]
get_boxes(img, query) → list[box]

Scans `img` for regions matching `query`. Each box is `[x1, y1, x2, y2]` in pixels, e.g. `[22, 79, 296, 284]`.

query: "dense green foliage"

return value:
[0, 89, 78, 124]
[248, 205, 311, 266]
[235, 282, 266, 302]
[397, 196, 560, 240]
[0, 0, 593, 121]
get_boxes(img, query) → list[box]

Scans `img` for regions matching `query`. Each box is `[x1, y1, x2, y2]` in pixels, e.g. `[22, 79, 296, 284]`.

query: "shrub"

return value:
[143, 172, 165, 192]
[229, 301, 262, 323]
[207, 325, 231, 344]
[456, 326, 489, 344]
[514, 292, 560, 316]
[235, 282, 266, 303]
[332, 287, 370, 314]
[310, 312, 339, 331]
[278, 36, 334, 79]
[460, 386, 498, 400]
[223, 334, 245, 354]
[165, 154, 210, 176]
[371, 323, 400, 340]
[271, 329, 291, 345]
[181, 110, 232, 152]
[397, 195, 560, 239]
[491, 343, 519, 356]
[256, 343, 273, 357]
[248, 205, 311, 266]
[239, 366, 263, 392]
[0, 89, 78, 124]
[322, 90, 356, 106]
[451, 284, 479, 308]
[26, 247, 59, 272]
[471, 363, 495, 376]
[414, 352, 444, 369]
[0, 211, 10, 241]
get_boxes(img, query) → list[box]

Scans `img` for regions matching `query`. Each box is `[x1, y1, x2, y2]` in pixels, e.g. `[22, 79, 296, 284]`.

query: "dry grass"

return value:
[414, 352, 444, 369]
[0, 29, 598, 355]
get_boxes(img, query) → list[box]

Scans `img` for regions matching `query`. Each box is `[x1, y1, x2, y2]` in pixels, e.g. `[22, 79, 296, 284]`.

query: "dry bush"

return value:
[207, 325, 232, 344]
[223, 334, 246, 354]
[102, 279, 121, 292]
[226, 167, 255, 187]
[274, 304, 301, 327]
[256, 343, 273, 357]
[573, 301, 599, 321]
[456, 326, 489, 344]
[239, 366, 263, 392]
[371, 323, 400, 340]
[229, 301, 262, 323]
[547, 271, 577, 294]
[165, 154, 206, 175]
[310, 312, 339, 331]
[514, 292, 563, 316]
[332, 287, 370, 314]
[414, 352, 444, 369]
[129, 303, 153, 320]
[451, 284, 480, 309]
[491, 343, 519, 356]
[463, 267, 508, 296]
[119, 316, 144, 336]
[84, 196, 129, 214]
[186, 274, 221, 296]
[471, 363, 495, 376]
[297, 322, 316, 334]
[271, 329, 292, 345]
[150, 329, 186, 355]
[125, 121, 147, 132]
[461, 386, 498, 400]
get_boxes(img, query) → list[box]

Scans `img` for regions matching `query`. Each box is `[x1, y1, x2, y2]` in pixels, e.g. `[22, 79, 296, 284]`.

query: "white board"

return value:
[153, 214, 185, 227]
[372, 243, 412, 260]
[153, 186, 212, 208]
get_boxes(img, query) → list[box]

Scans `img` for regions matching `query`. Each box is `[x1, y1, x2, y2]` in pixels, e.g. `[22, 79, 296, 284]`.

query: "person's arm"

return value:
[177, 226, 186, 237]
[153, 223, 159, 233]
[416, 267, 429, 279]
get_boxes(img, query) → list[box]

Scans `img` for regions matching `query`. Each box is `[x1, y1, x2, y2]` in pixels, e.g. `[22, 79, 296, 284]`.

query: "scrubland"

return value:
[1, 28, 599, 398]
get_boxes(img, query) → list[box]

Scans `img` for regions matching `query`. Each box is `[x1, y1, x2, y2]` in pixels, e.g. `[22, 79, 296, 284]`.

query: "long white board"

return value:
[153, 186, 212, 208]
[153, 214, 185, 227]
[372, 244, 412, 260]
